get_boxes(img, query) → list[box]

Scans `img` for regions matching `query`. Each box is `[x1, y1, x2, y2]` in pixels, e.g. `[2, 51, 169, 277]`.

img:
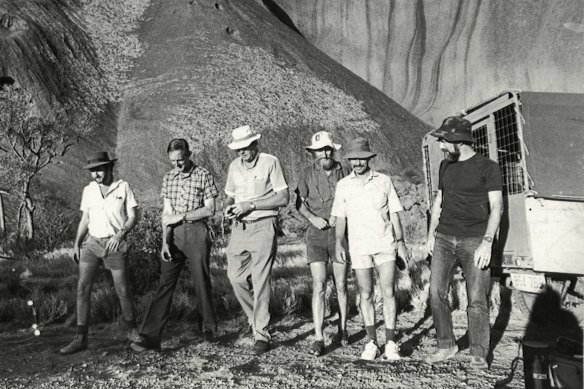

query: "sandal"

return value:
[310, 340, 325, 356]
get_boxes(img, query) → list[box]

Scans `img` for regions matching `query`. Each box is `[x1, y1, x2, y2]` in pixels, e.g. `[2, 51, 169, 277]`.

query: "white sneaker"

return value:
[360, 340, 380, 361]
[384, 340, 401, 361]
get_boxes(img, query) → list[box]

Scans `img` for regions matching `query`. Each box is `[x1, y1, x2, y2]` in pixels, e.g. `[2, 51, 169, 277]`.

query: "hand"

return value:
[72, 243, 81, 264]
[473, 241, 492, 269]
[105, 235, 121, 253]
[426, 235, 435, 256]
[229, 202, 254, 218]
[335, 241, 347, 263]
[309, 216, 329, 230]
[162, 213, 184, 226]
[161, 242, 173, 262]
[396, 241, 410, 267]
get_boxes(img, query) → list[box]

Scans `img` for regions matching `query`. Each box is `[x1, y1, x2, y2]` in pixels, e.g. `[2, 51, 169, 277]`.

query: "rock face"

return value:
[274, 0, 584, 126]
[116, 0, 430, 239]
[1, 0, 432, 242]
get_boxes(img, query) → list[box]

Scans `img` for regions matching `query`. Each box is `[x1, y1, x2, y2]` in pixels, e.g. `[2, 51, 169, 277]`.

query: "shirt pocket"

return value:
[186, 184, 204, 207]
[249, 175, 268, 196]
[371, 190, 388, 211]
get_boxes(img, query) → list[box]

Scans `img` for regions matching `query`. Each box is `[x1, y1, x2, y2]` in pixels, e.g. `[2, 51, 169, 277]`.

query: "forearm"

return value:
[252, 190, 289, 210]
[427, 200, 442, 238]
[335, 217, 346, 242]
[484, 203, 503, 238]
[391, 212, 405, 241]
[184, 206, 214, 221]
[74, 221, 89, 246]
[297, 201, 317, 221]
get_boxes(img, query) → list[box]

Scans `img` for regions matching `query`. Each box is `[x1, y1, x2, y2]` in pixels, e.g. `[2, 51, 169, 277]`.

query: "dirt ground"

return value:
[2, 291, 580, 389]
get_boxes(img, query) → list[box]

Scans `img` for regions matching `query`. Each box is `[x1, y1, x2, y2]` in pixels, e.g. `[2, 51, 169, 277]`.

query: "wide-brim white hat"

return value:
[228, 125, 262, 150]
[305, 131, 341, 151]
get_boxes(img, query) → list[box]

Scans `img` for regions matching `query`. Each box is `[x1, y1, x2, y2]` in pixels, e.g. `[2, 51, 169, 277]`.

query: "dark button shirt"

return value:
[295, 161, 351, 246]
[161, 162, 218, 215]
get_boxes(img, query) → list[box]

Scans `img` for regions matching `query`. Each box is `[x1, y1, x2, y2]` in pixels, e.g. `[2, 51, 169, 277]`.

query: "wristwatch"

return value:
[483, 235, 493, 243]
[250, 202, 256, 211]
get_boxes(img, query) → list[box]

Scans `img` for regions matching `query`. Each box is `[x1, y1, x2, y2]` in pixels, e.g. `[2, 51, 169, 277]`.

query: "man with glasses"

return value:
[60, 151, 140, 354]
[295, 131, 351, 356]
[224, 125, 289, 355]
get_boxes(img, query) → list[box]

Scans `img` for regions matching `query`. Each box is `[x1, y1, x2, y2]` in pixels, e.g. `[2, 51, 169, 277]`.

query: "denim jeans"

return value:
[430, 232, 491, 358]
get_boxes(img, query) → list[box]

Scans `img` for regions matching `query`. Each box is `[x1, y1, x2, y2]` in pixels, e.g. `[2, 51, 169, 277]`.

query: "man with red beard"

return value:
[295, 131, 351, 356]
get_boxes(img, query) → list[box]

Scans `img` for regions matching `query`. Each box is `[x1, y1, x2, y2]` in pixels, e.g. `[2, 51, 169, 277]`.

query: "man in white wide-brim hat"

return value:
[223, 125, 289, 354]
[60, 151, 140, 355]
[331, 138, 410, 362]
[295, 131, 351, 356]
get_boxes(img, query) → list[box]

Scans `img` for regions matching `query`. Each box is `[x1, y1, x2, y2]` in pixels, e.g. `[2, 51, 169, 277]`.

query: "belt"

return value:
[239, 215, 276, 224]
[90, 235, 113, 241]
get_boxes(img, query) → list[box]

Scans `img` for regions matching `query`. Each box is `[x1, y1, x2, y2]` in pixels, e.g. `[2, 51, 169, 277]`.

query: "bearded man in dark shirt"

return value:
[425, 117, 503, 370]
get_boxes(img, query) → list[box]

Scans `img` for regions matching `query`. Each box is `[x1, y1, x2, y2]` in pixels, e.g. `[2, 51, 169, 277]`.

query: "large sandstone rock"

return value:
[274, 0, 584, 126]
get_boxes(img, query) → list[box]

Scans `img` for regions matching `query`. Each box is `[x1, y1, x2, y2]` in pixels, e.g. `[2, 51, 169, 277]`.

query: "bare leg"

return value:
[332, 262, 348, 332]
[310, 262, 327, 340]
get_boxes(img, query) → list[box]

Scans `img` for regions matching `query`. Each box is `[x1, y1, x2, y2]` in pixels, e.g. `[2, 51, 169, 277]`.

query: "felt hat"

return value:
[343, 138, 377, 159]
[83, 151, 117, 169]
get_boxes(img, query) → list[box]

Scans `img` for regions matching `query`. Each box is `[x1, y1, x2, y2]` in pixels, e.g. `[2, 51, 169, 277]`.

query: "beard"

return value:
[446, 144, 461, 162]
[319, 157, 334, 170]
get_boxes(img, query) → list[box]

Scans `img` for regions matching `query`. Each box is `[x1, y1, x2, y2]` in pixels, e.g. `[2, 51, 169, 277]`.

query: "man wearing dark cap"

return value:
[295, 131, 351, 356]
[331, 138, 409, 361]
[131, 138, 219, 352]
[60, 152, 140, 354]
[424, 116, 503, 370]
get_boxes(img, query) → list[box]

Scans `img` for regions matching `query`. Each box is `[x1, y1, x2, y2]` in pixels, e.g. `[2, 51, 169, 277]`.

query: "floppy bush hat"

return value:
[343, 138, 376, 159]
[228, 125, 262, 150]
[430, 116, 475, 144]
[83, 151, 117, 169]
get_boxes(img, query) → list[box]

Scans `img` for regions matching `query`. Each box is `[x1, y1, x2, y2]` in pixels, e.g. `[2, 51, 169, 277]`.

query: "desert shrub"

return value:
[90, 284, 121, 324]
[34, 190, 79, 253]
[126, 204, 163, 295]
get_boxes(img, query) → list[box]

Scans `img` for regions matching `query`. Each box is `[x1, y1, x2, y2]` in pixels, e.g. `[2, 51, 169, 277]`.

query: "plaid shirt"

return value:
[161, 162, 218, 214]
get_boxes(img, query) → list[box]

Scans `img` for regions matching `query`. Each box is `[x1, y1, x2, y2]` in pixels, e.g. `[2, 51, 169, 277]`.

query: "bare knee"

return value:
[312, 279, 326, 297]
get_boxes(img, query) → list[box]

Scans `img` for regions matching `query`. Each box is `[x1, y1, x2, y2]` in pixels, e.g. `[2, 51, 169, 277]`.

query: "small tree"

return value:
[0, 87, 91, 241]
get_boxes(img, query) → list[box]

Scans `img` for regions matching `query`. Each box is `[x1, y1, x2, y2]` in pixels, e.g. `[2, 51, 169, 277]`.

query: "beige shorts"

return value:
[351, 251, 395, 270]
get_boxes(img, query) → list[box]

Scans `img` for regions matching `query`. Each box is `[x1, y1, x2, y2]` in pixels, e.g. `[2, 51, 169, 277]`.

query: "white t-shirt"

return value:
[80, 180, 138, 238]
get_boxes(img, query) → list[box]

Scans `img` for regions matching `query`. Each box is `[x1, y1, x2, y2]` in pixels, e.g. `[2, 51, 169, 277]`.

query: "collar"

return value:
[171, 161, 196, 178]
[240, 153, 260, 169]
[89, 179, 123, 196]
[349, 169, 377, 182]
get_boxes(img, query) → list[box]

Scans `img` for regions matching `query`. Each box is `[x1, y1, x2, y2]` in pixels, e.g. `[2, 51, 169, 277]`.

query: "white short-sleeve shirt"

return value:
[80, 180, 138, 238]
[330, 170, 403, 256]
[224, 153, 288, 220]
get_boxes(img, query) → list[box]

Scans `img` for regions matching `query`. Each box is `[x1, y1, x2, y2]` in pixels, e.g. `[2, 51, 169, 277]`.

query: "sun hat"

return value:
[305, 131, 341, 151]
[430, 116, 475, 143]
[227, 125, 262, 150]
[343, 138, 377, 159]
[83, 151, 117, 169]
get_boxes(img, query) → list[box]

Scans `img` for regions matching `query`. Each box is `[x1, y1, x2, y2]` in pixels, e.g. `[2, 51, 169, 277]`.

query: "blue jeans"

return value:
[430, 232, 491, 358]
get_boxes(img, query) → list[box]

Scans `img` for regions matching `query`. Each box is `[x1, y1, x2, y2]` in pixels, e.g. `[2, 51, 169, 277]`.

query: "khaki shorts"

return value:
[351, 251, 395, 270]
[80, 236, 129, 270]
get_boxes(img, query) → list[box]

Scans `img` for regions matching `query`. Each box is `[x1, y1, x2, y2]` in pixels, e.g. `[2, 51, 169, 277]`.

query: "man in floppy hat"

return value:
[223, 125, 289, 354]
[60, 151, 140, 354]
[295, 131, 351, 356]
[131, 138, 219, 353]
[331, 138, 409, 361]
[424, 116, 503, 370]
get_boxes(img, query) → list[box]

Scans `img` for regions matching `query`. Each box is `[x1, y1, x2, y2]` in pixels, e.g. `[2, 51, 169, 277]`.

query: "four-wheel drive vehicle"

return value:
[422, 91, 584, 315]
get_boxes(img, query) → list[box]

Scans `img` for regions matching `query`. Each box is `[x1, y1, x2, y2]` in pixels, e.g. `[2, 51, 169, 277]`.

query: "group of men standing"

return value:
[60, 117, 503, 370]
